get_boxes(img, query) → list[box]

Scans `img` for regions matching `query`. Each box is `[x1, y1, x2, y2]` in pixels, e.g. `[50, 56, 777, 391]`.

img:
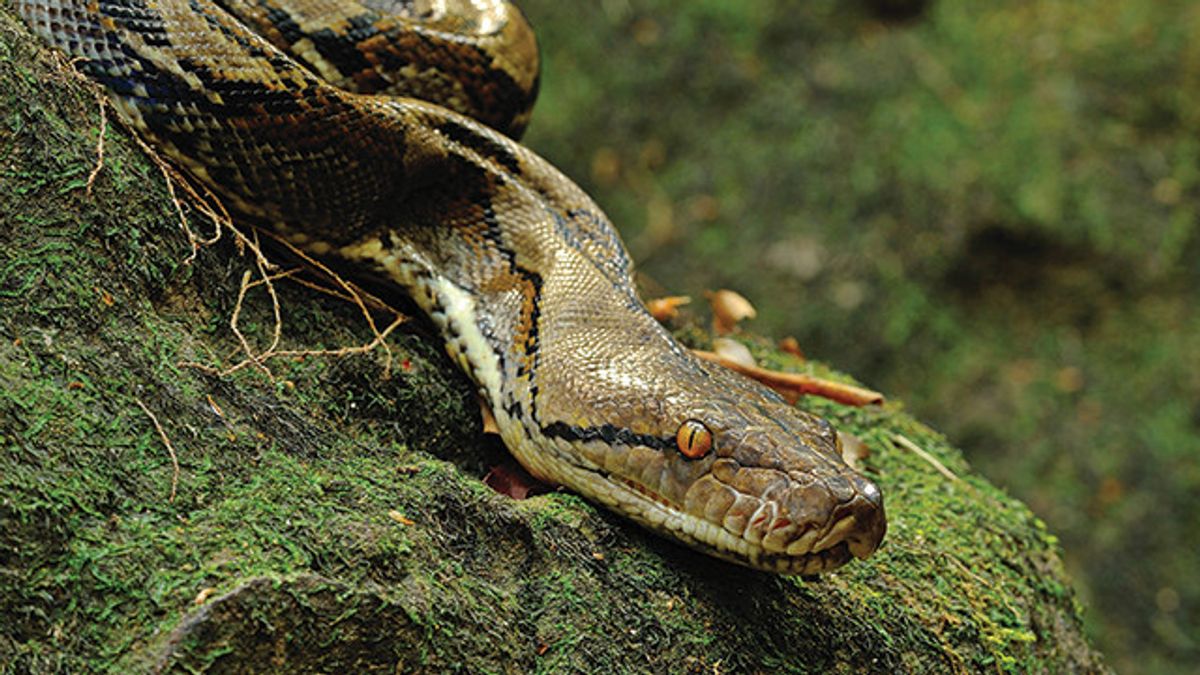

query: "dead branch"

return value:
[135, 398, 181, 502]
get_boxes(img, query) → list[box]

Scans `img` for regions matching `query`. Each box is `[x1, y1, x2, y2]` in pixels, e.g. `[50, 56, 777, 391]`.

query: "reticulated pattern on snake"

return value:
[16, 0, 886, 574]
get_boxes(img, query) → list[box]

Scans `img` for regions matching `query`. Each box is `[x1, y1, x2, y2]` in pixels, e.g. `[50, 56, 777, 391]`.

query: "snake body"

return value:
[16, 0, 886, 574]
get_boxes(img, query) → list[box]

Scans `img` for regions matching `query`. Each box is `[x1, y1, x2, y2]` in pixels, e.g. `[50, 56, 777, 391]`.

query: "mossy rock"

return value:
[0, 8, 1106, 673]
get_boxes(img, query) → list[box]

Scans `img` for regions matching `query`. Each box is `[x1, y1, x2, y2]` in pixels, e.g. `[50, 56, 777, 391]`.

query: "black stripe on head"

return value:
[542, 422, 673, 452]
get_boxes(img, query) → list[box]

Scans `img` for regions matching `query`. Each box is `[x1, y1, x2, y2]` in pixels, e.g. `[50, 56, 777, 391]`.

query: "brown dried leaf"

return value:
[838, 431, 870, 470]
[712, 338, 756, 369]
[706, 289, 757, 335]
[387, 510, 415, 526]
[193, 587, 217, 606]
[778, 336, 806, 360]
[483, 460, 555, 500]
[646, 295, 692, 322]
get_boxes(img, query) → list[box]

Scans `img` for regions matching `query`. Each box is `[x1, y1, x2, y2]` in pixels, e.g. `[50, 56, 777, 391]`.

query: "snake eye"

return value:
[676, 419, 713, 459]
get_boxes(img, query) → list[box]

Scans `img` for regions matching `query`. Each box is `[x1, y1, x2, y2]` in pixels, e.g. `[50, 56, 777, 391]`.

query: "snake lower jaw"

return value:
[749, 519, 884, 575]
[605, 473, 886, 575]
[701, 533, 856, 576]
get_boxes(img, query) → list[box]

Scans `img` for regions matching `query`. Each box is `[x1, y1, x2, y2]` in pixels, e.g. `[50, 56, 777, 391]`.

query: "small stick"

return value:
[250, 229, 284, 357]
[228, 269, 273, 379]
[135, 399, 181, 502]
[892, 433, 960, 482]
[85, 92, 107, 196]
[692, 349, 884, 406]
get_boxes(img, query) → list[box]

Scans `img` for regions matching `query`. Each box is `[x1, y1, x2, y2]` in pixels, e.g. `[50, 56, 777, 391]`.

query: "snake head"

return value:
[671, 370, 888, 574]
[550, 357, 887, 575]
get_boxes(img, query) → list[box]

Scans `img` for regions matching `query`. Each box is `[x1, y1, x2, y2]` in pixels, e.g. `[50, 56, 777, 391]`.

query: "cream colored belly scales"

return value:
[16, 0, 886, 574]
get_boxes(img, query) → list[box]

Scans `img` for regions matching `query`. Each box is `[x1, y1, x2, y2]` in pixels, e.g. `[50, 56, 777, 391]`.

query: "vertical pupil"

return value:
[677, 420, 711, 458]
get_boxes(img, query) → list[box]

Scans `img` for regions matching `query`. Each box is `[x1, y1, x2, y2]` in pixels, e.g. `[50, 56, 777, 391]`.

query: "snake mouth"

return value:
[753, 541, 852, 575]
[686, 511, 876, 576]
[607, 473, 884, 575]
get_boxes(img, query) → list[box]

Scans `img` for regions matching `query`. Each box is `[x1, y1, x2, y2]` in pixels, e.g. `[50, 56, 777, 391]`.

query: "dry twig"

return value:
[85, 90, 107, 196]
[68, 65, 419, 383]
[127, 137, 407, 378]
[135, 399, 181, 502]
[693, 349, 884, 406]
[892, 433, 960, 482]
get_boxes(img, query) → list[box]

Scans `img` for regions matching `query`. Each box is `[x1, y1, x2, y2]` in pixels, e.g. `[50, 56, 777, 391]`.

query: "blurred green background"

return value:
[516, 0, 1198, 672]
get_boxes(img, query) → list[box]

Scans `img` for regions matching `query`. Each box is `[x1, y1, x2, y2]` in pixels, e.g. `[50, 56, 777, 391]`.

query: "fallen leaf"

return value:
[706, 289, 756, 335]
[711, 338, 756, 368]
[778, 336, 805, 359]
[838, 431, 870, 470]
[646, 295, 691, 322]
[483, 459, 554, 500]
[387, 510, 415, 526]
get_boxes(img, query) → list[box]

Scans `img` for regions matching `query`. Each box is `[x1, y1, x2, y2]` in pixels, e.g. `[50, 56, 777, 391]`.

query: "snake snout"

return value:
[775, 471, 886, 565]
[844, 475, 887, 560]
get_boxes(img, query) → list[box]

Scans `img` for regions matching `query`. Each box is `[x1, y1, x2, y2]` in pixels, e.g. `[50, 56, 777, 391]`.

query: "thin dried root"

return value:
[161, 163, 223, 264]
[892, 433, 960, 482]
[80, 79, 406, 381]
[250, 229, 284, 357]
[85, 91, 106, 196]
[138, 142, 403, 377]
[250, 314, 407, 364]
[125, 129, 232, 266]
[692, 349, 884, 406]
[183, 288, 406, 378]
[226, 269, 274, 379]
[135, 399, 181, 503]
[258, 229, 408, 376]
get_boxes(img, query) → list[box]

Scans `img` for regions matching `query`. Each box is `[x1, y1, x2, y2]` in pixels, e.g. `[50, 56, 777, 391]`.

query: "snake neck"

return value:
[324, 121, 680, 483]
[17, 0, 887, 574]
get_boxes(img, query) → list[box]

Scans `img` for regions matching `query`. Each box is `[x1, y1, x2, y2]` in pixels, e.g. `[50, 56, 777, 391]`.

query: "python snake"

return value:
[16, 0, 886, 574]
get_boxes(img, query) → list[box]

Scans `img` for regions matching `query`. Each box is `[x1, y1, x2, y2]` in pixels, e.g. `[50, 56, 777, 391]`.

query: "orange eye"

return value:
[676, 419, 714, 459]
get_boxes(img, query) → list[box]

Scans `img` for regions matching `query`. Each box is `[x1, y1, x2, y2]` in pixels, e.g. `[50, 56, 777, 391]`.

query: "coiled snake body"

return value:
[17, 0, 886, 573]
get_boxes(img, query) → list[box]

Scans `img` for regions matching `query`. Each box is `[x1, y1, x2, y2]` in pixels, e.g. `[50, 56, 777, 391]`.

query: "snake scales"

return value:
[16, 0, 886, 574]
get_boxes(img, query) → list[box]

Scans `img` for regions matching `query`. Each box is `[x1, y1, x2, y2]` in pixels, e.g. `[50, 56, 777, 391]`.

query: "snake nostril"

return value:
[847, 482, 887, 560]
[858, 477, 884, 509]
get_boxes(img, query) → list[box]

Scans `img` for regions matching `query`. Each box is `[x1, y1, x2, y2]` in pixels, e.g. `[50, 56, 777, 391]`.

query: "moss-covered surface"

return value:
[1, 6, 1105, 672]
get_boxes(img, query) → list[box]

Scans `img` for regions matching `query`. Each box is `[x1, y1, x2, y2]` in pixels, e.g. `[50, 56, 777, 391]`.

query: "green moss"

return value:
[0, 5, 1104, 673]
